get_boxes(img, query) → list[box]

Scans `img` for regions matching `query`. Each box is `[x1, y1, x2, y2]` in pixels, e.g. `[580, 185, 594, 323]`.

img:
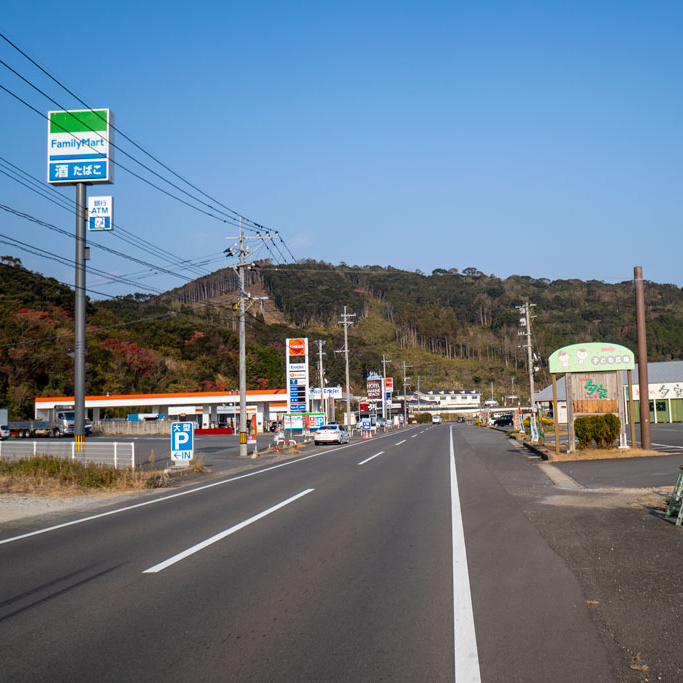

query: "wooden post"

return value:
[627, 369, 636, 449]
[566, 374, 575, 453]
[552, 374, 560, 456]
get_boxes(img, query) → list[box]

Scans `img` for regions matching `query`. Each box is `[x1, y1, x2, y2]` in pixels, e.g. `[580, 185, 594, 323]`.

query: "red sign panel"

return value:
[384, 378, 394, 392]
[288, 338, 306, 356]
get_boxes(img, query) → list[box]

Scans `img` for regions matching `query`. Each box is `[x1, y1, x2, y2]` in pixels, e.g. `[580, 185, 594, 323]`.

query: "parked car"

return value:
[493, 415, 514, 428]
[314, 424, 350, 445]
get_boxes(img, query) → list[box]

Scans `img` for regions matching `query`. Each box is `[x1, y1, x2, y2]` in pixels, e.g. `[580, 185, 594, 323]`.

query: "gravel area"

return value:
[0, 491, 135, 523]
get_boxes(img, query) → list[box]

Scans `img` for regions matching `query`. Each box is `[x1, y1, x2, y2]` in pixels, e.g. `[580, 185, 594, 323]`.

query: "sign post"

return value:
[171, 422, 194, 467]
[48, 109, 113, 451]
[286, 338, 309, 414]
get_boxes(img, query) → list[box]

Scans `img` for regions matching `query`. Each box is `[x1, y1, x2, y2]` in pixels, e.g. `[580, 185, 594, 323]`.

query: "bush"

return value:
[574, 416, 593, 449]
[416, 413, 433, 424]
[592, 415, 611, 447]
[574, 414, 621, 449]
[603, 413, 621, 447]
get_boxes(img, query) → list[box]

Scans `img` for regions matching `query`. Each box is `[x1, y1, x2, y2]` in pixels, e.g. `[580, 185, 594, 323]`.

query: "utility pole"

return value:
[316, 339, 327, 420]
[225, 219, 275, 456]
[634, 266, 651, 449]
[74, 182, 87, 451]
[417, 376, 421, 414]
[517, 301, 536, 410]
[381, 354, 392, 422]
[336, 306, 356, 426]
[402, 361, 411, 427]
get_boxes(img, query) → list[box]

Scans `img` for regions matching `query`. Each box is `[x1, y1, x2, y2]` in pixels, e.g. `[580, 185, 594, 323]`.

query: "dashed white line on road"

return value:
[395, 440, 406, 445]
[358, 451, 384, 466]
[411, 434, 418, 438]
[143, 489, 314, 574]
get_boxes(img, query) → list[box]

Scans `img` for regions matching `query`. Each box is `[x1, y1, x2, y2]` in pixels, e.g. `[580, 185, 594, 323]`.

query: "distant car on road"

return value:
[314, 424, 350, 445]
[432, 415, 442, 424]
[492, 415, 514, 428]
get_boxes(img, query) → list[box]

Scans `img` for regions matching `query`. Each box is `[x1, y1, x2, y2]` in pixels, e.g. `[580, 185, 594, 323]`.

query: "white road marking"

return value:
[395, 440, 406, 445]
[358, 451, 384, 466]
[411, 434, 418, 438]
[449, 427, 481, 683]
[651, 443, 683, 450]
[143, 489, 314, 574]
[0, 427, 422, 547]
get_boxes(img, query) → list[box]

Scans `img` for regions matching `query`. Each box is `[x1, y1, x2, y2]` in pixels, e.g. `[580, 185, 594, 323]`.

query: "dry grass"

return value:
[543, 445, 671, 461]
[0, 456, 173, 496]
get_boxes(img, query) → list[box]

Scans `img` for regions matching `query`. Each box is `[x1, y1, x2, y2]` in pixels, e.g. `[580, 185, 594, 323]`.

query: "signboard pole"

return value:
[74, 182, 87, 449]
[627, 369, 636, 447]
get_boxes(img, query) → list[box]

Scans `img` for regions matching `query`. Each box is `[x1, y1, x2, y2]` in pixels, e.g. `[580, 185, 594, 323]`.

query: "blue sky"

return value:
[1, 1, 683, 297]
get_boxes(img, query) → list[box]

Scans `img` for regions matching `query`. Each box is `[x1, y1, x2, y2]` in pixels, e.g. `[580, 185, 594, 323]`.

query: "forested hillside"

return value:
[2, 256, 683, 419]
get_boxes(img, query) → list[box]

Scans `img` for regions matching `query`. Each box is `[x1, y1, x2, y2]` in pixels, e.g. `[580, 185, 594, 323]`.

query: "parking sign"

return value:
[171, 422, 194, 462]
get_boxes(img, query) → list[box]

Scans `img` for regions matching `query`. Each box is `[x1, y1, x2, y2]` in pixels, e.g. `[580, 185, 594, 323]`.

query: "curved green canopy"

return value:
[548, 342, 635, 374]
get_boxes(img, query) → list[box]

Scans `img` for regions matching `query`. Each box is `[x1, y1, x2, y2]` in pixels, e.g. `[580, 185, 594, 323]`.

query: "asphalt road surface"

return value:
[4, 424, 681, 681]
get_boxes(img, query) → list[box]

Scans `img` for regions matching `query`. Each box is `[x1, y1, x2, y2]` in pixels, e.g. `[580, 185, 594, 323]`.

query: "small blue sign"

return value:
[171, 422, 194, 461]
[49, 160, 108, 182]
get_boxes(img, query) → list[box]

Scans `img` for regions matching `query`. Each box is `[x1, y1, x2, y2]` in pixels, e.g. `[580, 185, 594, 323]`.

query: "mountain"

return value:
[2, 256, 683, 419]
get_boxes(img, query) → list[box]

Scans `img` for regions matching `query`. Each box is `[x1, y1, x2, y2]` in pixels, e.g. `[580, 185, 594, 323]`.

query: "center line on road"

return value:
[395, 440, 406, 445]
[358, 451, 384, 466]
[449, 427, 482, 682]
[411, 434, 418, 438]
[143, 489, 314, 574]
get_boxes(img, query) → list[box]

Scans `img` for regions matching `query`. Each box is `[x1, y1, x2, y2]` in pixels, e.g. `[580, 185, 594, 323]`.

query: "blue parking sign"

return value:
[171, 422, 194, 461]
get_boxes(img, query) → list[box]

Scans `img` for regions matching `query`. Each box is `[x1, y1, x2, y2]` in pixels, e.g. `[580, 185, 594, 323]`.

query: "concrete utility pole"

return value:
[316, 339, 327, 420]
[74, 182, 87, 451]
[634, 266, 651, 449]
[517, 302, 536, 410]
[225, 219, 275, 456]
[381, 354, 392, 421]
[336, 306, 356, 426]
[417, 376, 421, 414]
[402, 361, 411, 427]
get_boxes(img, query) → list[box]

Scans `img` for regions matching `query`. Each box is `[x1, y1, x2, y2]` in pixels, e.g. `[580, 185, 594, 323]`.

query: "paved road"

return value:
[5, 424, 682, 681]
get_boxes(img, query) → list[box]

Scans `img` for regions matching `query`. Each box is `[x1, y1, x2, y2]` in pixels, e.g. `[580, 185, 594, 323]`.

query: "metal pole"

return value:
[317, 340, 326, 419]
[238, 220, 248, 456]
[74, 182, 86, 447]
[402, 361, 410, 428]
[343, 306, 352, 426]
[634, 266, 651, 449]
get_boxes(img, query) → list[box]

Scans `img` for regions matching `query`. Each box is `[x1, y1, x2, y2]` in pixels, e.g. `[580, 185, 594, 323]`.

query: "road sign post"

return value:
[171, 422, 194, 467]
[47, 109, 113, 448]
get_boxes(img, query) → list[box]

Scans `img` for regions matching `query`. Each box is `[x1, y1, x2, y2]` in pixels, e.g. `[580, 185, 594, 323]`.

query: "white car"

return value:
[314, 424, 350, 445]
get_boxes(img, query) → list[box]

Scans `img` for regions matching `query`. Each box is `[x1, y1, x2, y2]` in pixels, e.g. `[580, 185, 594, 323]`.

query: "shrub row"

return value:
[574, 414, 621, 449]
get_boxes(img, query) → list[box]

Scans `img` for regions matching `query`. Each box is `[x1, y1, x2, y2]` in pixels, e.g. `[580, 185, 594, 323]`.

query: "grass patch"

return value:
[0, 455, 172, 495]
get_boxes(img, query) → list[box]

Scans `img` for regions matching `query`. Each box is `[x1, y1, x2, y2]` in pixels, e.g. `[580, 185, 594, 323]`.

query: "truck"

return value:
[7, 406, 92, 438]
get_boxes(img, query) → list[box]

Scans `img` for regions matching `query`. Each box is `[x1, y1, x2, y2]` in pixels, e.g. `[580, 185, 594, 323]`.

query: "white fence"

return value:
[0, 441, 136, 470]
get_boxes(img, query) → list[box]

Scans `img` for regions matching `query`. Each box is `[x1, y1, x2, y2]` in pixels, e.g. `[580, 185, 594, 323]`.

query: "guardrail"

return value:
[0, 441, 135, 470]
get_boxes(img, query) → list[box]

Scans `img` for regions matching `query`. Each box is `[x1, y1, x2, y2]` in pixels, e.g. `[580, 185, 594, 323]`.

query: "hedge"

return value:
[574, 414, 621, 449]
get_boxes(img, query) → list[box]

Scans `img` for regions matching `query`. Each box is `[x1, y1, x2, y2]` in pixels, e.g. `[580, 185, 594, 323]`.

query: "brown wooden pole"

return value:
[552, 374, 560, 456]
[627, 369, 636, 449]
[634, 266, 651, 449]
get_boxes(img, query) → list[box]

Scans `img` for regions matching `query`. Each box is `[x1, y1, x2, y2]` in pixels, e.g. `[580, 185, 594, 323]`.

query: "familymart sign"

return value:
[47, 109, 113, 184]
